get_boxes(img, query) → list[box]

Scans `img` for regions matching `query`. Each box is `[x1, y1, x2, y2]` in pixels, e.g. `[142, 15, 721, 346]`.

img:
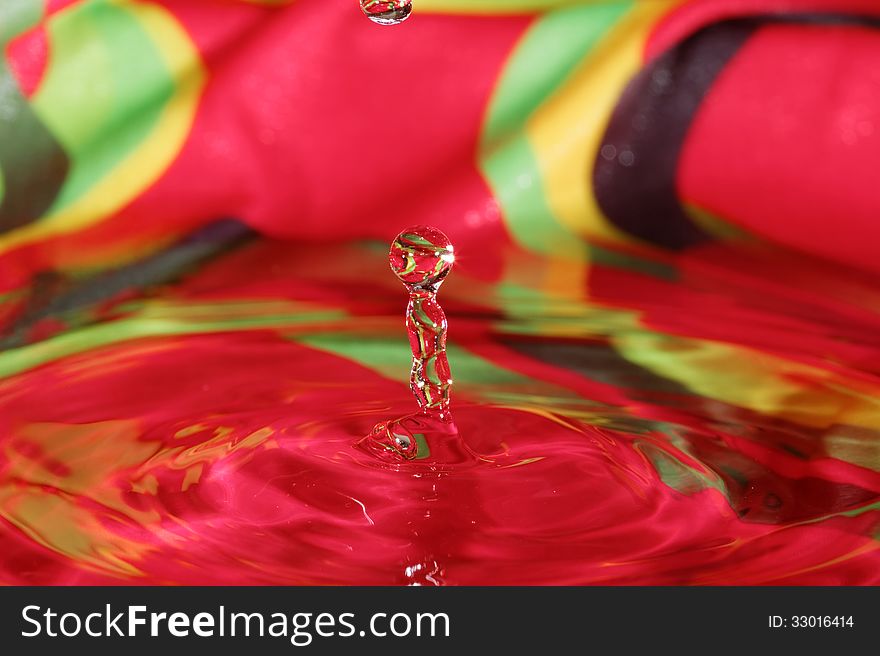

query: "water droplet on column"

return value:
[390, 225, 454, 291]
[360, 0, 413, 25]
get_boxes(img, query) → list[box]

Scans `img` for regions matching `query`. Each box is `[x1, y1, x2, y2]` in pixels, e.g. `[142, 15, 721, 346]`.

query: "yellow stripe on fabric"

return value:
[525, 0, 680, 245]
[33, 1, 174, 214]
[418, 0, 617, 14]
[613, 332, 880, 433]
[0, 0, 205, 256]
[480, 3, 631, 256]
[243, 0, 617, 12]
[479, 2, 637, 314]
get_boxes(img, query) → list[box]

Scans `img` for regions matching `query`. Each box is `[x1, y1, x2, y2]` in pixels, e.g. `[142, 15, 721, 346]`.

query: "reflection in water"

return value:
[0, 238, 878, 584]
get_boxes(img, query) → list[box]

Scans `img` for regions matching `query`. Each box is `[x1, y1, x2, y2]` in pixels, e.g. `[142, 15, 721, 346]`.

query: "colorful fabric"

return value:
[1, 0, 879, 584]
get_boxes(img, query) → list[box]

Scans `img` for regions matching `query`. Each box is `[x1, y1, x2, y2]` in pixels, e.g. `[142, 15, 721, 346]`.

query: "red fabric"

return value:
[645, 0, 880, 59]
[678, 23, 880, 273]
[142, 0, 529, 279]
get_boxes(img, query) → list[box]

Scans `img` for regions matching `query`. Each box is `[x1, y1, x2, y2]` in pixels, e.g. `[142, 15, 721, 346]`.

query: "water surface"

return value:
[0, 237, 878, 584]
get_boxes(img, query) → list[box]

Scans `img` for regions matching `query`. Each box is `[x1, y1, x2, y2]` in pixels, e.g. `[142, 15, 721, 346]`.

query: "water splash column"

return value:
[361, 226, 476, 464]
[391, 227, 455, 421]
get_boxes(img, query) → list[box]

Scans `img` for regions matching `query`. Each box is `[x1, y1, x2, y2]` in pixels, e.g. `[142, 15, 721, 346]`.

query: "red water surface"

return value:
[0, 238, 877, 585]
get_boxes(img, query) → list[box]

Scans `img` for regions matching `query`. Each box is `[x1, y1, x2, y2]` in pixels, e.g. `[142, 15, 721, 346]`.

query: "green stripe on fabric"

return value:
[31, 2, 174, 214]
[482, 134, 578, 256]
[638, 441, 728, 497]
[479, 1, 631, 256]
[0, 305, 346, 379]
[297, 333, 529, 387]
[0, 0, 42, 44]
[684, 202, 756, 241]
[296, 334, 593, 411]
[419, 0, 614, 14]
[588, 243, 677, 280]
[298, 333, 411, 379]
[482, 2, 631, 148]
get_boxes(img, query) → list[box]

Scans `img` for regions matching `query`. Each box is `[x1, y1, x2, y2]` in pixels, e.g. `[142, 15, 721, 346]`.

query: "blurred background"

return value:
[1, 0, 879, 585]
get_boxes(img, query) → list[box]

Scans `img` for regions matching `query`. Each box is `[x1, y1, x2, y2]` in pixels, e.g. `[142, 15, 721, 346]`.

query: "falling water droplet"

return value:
[360, 0, 413, 25]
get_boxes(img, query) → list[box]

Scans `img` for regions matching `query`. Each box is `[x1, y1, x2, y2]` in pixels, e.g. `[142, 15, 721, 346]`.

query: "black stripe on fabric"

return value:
[592, 20, 757, 249]
[0, 218, 256, 349]
[0, 66, 70, 232]
[593, 13, 880, 249]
